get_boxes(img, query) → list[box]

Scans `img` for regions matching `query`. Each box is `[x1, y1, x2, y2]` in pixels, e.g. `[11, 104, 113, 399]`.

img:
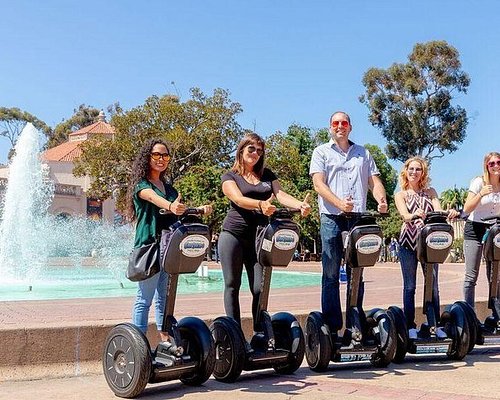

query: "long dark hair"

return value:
[126, 138, 171, 221]
[231, 132, 265, 178]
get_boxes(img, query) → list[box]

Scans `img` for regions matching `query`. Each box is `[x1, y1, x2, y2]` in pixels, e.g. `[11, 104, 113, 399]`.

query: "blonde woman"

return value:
[394, 156, 459, 331]
[463, 152, 500, 308]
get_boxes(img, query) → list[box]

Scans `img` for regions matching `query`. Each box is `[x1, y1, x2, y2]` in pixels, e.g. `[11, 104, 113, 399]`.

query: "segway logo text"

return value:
[494, 233, 500, 249]
[426, 232, 453, 250]
[179, 235, 209, 258]
[355, 234, 382, 254]
[273, 229, 299, 251]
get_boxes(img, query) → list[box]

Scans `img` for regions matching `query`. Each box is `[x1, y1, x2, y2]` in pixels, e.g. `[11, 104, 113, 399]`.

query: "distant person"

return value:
[211, 232, 220, 262]
[219, 132, 311, 342]
[462, 151, 500, 308]
[309, 110, 387, 338]
[127, 138, 212, 354]
[394, 156, 459, 332]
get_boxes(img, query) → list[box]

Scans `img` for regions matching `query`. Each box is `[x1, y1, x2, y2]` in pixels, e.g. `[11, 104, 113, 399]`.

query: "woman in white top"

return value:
[463, 151, 500, 308]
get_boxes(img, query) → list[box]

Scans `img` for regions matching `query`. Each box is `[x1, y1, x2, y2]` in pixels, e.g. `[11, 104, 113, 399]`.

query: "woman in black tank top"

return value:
[218, 133, 311, 341]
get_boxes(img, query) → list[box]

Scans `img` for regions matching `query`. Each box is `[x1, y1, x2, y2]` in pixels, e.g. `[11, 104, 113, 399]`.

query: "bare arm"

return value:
[272, 180, 311, 217]
[394, 191, 415, 222]
[464, 185, 493, 214]
[368, 175, 388, 213]
[138, 189, 186, 215]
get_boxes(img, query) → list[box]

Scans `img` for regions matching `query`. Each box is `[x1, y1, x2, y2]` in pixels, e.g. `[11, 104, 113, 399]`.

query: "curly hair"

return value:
[399, 156, 431, 191]
[231, 132, 265, 178]
[126, 138, 171, 221]
[483, 151, 500, 185]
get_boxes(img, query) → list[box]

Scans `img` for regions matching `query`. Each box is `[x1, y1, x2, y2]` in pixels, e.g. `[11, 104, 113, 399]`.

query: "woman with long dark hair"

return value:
[219, 132, 311, 344]
[127, 138, 211, 354]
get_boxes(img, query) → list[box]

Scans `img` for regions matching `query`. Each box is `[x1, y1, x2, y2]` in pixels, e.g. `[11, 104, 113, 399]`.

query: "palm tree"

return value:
[440, 186, 468, 211]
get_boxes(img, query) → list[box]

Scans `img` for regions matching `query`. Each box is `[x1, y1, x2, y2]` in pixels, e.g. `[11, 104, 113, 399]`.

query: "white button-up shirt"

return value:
[309, 139, 379, 215]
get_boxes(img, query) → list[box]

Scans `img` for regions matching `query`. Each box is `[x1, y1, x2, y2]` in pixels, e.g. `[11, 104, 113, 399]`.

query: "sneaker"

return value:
[158, 340, 183, 357]
[244, 341, 254, 354]
[436, 327, 448, 339]
[409, 328, 418, 340]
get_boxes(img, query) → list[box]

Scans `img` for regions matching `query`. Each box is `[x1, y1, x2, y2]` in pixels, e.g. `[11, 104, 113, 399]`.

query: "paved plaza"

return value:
[0, 261, 499, 399]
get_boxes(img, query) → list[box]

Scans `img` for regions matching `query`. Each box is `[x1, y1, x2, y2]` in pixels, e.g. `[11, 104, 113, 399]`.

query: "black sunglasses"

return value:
[247, 145, 264, 156]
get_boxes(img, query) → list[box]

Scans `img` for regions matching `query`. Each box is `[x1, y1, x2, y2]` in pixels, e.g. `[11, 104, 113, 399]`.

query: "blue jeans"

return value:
[132, 268, 168, 333]
[399, 246, 440, 328]
[320, 214, 364, 332]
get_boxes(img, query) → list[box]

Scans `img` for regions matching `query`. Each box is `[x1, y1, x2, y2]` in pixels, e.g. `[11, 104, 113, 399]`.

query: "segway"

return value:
[388, 211, 470, 362]
[457, 214, 500, 349]
[305, 212, 397, 372]
[210, 208, 305, 382]
[103, 208, 215, 398]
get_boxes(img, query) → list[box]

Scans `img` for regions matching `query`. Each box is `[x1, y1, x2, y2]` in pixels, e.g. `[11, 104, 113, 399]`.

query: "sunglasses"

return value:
[247, 145, 264, 156]
[487, 160, 500, 168]
[150, 152, 171, 161]
[331, 120, 349, 128]
[408, 167, 423, 172]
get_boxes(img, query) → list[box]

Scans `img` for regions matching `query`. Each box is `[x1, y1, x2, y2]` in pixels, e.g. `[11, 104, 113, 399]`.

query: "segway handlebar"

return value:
[481, 214, 500, 222]
[159, 207, 207, 216]
[340, 211, 389, 218]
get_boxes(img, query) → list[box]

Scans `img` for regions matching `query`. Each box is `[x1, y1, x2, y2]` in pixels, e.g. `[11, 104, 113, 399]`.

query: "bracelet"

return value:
[168, 202, 172, 211]
[258, 200, 263, 211]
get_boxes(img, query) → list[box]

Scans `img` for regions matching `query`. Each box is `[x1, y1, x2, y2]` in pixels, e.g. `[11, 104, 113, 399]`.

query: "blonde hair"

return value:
[399, 156, 430, 191]
[483, 152, 500, 185]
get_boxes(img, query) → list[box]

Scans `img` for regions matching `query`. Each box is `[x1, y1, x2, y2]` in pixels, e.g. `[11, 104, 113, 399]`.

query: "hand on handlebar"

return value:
[170, 194, 187, 216]
[260, 195, 276, 216]
[198, 204, 212, 216]
[446, 209, 460, 220]
[339, 196, 355, 213]
[412, 208, 427, 220]
[377, 198, 388, 214]
[299, 193, 312, 217]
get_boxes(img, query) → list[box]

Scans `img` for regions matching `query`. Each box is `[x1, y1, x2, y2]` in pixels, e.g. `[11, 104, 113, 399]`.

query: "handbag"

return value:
[126, 240, 160, 282]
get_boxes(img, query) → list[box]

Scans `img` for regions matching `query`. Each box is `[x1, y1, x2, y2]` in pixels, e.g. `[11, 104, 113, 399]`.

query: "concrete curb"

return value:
[0, 301, 490, 382]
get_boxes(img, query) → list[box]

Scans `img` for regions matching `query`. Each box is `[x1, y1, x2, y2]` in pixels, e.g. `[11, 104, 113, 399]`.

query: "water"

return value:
[0, 268, 321, 301]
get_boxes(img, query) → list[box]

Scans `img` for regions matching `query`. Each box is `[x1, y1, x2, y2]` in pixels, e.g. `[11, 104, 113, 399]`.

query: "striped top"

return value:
[399, 191, 435, 251]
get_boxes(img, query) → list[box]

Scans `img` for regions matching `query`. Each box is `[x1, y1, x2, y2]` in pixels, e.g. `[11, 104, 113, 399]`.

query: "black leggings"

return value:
[218, 230, 263, 331]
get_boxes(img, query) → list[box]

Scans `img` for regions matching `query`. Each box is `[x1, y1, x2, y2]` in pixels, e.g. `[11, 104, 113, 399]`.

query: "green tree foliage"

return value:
[364, 144, 398, 210]
[74, 88, 243, 211]
[0, 107, 51, 155]
[47, 104, 101, 149]
[440, 186, 468, 210]
[378, 202, 403, 241]
[360, 40, 470, 163]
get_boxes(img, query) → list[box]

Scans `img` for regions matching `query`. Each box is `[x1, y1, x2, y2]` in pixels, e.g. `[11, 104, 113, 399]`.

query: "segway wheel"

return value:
[369, 309, 397, 367]
[387, 306, 409, 363]
[304, 312, 332, 372]
[445, 302, 470, 360]
[271, 312, 305, 374]
[455, 301, 481, 351]
[178, 317, 215, 386]
[102, 323, 152, 398]
[210, 316, 246, 382]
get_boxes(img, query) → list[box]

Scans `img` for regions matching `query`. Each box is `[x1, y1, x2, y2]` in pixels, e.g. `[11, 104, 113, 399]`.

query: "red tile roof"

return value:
[68, 120, 115, 137]
[42, 141, 83, 162]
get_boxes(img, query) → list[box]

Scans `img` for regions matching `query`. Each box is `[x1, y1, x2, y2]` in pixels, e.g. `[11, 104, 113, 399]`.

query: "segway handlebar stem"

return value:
[159, 207, 206, 216]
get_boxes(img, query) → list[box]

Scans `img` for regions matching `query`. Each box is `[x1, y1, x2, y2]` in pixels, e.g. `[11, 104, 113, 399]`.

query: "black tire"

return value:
[178, 317, 215, 386]
[271, 312, 305, 374]
[445, 302, 470, 360]
[369, 309, 397, 367]
[455, 301, 480, 351]
[102, 323, 152, 398]
[210, 316, 246, 382]
[304, 312, 332, 372]
[387, 306, 408, 363]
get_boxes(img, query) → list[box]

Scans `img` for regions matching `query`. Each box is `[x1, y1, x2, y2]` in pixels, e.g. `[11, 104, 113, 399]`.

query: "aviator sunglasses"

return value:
[331, 120, 349, 128]
[247, 145, 264, 156]
[150, 152, 171, 161]
[487, 160, 500, 168]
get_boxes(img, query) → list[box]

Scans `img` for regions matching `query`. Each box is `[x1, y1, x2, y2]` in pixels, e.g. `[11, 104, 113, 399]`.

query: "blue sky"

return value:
[1, 1, 499, 193]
